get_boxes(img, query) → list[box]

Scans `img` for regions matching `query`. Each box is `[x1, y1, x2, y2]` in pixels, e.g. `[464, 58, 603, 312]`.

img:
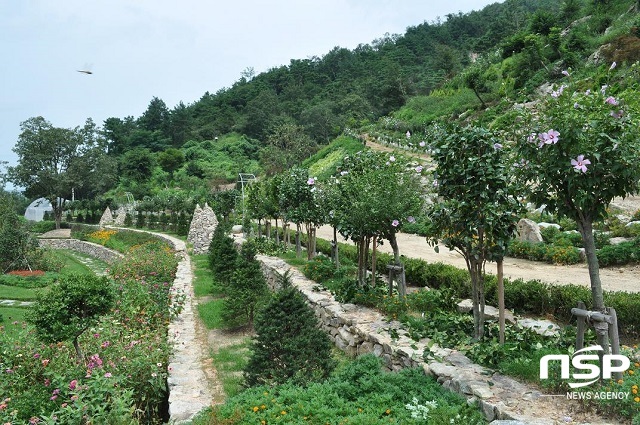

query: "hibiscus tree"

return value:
[514, 66, 640, 351]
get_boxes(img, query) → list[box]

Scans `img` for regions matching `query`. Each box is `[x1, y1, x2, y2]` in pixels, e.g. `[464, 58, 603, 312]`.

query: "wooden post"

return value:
[575, 301, 586, 351]
[606, 307, 622, 381]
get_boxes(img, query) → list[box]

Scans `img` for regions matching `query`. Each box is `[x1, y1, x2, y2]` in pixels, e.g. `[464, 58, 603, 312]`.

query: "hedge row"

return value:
[298, 233, 640, 338]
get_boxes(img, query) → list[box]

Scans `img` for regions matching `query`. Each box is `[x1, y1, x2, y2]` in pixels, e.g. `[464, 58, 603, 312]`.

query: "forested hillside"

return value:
[6, 0, 640, 211]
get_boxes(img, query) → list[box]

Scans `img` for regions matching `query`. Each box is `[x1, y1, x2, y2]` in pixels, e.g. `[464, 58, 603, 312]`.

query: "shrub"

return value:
[27, 273, 115, 361]
[207, 223, 238, 285]
[244, 284, 335, 387]
[221, 243, 269, 328]
[597, 238, 640, 266]
[302, 254, 336, 283]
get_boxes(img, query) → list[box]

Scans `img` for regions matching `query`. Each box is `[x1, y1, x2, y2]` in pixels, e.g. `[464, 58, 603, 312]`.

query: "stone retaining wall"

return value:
[257, 254, 614, 425]
[38, 239, 124, 264]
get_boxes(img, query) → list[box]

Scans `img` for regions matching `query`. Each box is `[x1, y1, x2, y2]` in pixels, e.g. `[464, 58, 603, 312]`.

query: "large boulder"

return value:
[516, 218, 543, 243]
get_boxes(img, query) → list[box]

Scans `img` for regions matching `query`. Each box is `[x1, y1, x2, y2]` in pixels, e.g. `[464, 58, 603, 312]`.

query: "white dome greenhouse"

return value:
[24, 198, 53, 222]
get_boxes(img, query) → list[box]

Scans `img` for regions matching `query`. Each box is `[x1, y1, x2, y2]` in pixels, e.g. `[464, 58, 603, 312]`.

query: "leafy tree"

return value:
[333, 151, 423, 290]
[137, 96, 170, 135]
[278, 167, 325, 259]
[244, 277, 335, 387]
[210, 189, 238, 222]
[260, 123, 317, 176]
[8, 117, 85, 229]
[157, 148, 185, 177]
[514, 67, 640, 350]
[27, 274, 115, 362]
[119, 147, 156, 183]
[0, 192, 38, 272]
[427, 125, 522, 340]
[221, 242, 269, 328]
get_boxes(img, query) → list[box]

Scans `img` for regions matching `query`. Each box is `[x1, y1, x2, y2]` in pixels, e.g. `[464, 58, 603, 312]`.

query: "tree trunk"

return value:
[257, 219, 262, 238]
[371, 235, 378, 287]
[275, 218, 280, 244]
[295, 223, 301, 258]
[332, 226, 340, 269]
[577, 217, 609, 352]
[497, 258, 505, 344]
[51, 197, 63, 230]
[388, 232, 406, 298]
[266, 221, 271, 239]
[466, 255, 486, 340]
[73, 336, 83, 363]
[364, 236, 370, 283]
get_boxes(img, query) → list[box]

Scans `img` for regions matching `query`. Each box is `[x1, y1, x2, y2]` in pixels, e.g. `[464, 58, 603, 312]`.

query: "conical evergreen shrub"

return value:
[220, 243, 269, 328]
[244, 282, 335, 387]
[207, 223, 238, 285]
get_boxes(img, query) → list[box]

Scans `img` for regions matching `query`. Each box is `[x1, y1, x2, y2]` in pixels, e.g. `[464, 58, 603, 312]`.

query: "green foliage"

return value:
[244, 284, 335, 387]
[597, 238, 640, 266]
[205, 354, 484, 424]
[301, 135, 365, 180]
[0, 193, 40, 273]
[507, 240, 582, 265]
[27, 274, 115, 360]
[1, 237, 176, 424]
[208, 223, 238, 285]
[221, 243, 269, 328]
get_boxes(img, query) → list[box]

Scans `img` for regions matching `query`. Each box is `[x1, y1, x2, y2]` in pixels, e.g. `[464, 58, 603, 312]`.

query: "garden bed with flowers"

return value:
[0, 236, 180, 424]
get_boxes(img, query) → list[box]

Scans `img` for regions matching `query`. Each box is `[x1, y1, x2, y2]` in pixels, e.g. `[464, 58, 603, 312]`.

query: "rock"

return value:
[517, 218, 543, 243]
[610, 237, 632, 245]
[113, 206, 127, 226]
[626, 221, 640, 227]
[457, 299, 516, 324]
[516, 318, 560, 336]
[231, 224, 243, 234]
[537, 222, 560, 230]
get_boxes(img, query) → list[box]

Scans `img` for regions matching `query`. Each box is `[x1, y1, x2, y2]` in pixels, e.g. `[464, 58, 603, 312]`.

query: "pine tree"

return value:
[221, 242, 268, 328]
[244, 281, 335, 387]
[207, 223, 238, 285]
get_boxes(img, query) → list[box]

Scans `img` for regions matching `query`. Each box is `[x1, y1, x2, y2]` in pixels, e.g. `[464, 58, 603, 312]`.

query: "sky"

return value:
[0, 0, 501, 189]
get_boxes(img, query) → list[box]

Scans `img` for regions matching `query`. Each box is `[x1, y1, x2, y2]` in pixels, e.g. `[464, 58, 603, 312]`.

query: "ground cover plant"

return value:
[195, 354, 485, 424]
[0, 236, 180, 424]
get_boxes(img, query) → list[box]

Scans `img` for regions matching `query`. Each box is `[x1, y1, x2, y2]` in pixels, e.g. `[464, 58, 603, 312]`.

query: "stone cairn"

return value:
[113, 206, 127, 226]
[99, 206, 114, 226]
[187, 203, 218, 254]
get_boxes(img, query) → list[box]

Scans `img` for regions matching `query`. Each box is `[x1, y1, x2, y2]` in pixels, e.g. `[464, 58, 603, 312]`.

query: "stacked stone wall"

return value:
[38, 239, 124, 263]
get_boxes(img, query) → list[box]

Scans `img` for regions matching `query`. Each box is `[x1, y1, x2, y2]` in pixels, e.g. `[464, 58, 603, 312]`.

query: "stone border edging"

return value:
[38, 239, 124, 264]
[257, 254, 618, 425]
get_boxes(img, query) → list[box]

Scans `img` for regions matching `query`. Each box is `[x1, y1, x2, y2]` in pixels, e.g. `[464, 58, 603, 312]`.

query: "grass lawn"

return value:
[0, 285, 40, 301]
[192, 254, 224, 297]
[0, 307, 29, 339]
[197, 298, 225, 329]
[211, 341, 251, 398]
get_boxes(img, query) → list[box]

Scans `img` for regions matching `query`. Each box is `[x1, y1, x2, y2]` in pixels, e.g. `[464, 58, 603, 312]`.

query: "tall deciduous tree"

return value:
[9, 117, 83, 229]
[427, 125, 522, 341]
[514, 68, 640, 351]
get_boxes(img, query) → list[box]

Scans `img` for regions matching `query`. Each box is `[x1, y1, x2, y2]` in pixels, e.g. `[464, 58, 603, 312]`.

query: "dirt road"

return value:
[314, 225, 640, 294]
